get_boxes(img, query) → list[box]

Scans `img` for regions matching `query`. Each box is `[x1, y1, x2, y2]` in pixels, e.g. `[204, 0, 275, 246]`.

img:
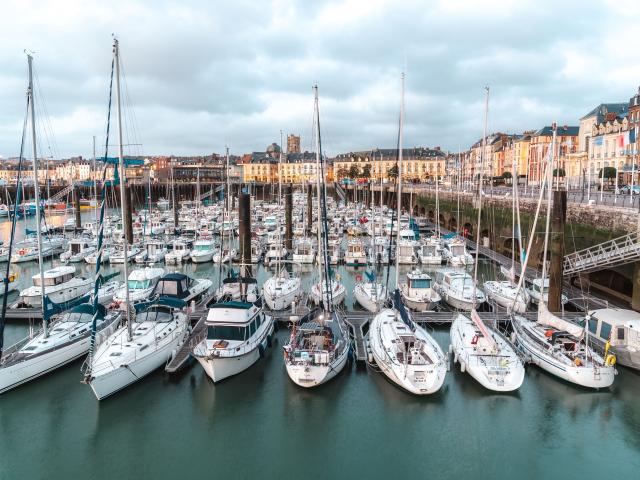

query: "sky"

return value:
[1, 0, 639, 159]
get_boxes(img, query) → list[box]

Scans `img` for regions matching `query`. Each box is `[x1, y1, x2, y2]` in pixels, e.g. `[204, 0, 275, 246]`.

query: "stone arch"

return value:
[463, 222, 473, 238]
[413, 204, 420, 215]
[448, 217, 457, 232]
[428, 210, 435, 221]
[420, 206, 426, 216]
[439, 213, 446, 228]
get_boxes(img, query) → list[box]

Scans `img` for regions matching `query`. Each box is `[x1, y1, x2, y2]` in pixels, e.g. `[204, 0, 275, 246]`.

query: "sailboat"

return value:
[449, 87, 525, 392]
[263, 141, 301, 311]
[283, 85, 350, 388]
[84, 38, 189, 400]
[484, 148, 529, 313]
[368, 72, 447, 395]
[0, 53, 121, 394]
[511, 123, 615, 389]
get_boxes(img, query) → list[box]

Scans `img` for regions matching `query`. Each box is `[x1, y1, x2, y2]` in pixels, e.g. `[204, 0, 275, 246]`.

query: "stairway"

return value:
[564, 231, 640, 275]
[48, 183, 74, 203]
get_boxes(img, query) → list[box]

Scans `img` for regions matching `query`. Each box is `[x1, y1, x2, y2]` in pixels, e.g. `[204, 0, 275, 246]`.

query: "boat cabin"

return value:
[33, 266, 76, 287]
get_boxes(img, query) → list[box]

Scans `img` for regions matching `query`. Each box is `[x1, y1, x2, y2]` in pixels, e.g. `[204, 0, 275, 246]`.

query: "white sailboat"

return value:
[85, 39, 190, 400]
[511, 123, 614, 389]
[449, 87, 525, 392]
[368, 72, 447, 395]
[0, 54, 121, 394]
[283, 85, 350, 388]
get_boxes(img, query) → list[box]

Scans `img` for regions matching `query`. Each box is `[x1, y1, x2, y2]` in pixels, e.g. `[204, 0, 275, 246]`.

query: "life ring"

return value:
[605, 354, 617, 366]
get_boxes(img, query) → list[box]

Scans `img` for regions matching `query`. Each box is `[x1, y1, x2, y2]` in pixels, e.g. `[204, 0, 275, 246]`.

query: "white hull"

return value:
[191, 251, 214, 263]
[0, 318, 119, 394]
[513, 316, 615, 389]
[89, 329, 186, 400]
[285, 343, 349, 388]
[450, 313, 524, 392]
[263, 278, 301, 311]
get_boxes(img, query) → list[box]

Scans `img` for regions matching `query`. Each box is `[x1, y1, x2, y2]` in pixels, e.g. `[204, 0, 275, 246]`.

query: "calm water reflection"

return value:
[0, 212, 639, 479]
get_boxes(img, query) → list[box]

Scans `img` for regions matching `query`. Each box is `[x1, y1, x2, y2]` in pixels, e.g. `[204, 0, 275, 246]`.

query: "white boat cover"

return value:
[537, 302, 584, 338]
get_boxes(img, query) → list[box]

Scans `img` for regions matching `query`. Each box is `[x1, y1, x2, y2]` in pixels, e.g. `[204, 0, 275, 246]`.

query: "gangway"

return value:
[334, 182, 347, 203]
[47, 183, 74, 204]
[563, 231, 640, 275]
[200, 185, 224, 201]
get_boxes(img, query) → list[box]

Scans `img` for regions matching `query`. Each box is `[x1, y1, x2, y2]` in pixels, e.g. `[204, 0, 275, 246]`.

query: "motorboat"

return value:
[113, 267, 165, 304]
[344, 239, 367, 266]
[190, 238, 217, 263]
[193, 299, 275, 382]
[527, 278, 568, 305]
[435, 271, 485, 311]
[214, 275, 257, 303]
[442, 238, 473, 267]
[109, 244, 142, 264]
[400, 269, 441, 312]
[484, 280, 529, 313]
[165, 239, 192, 264]
[19, 266, 92, 309]
[418, 238, 442, 265]
[153, 272, 212, 304]
[586, 308, 640, 370]
[292, 238, 316, 264]
[60, 238, 95, 263]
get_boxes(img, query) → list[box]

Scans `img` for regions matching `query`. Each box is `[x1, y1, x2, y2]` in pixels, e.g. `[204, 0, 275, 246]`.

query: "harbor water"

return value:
[1, 213, 639, 479]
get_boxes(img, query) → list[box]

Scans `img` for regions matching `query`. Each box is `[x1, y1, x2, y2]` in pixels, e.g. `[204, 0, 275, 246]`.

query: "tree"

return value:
[361, 164, 372, 179]
[336, 167, 349, 180]
[553, 168, 566, 177]
[387, 165, 398, 179]
[348, 164, 360, 179]
[599, 166, 617, 185]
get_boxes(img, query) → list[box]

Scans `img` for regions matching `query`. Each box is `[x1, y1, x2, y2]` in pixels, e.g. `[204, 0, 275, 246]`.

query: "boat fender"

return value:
[605, 354, 616, 366]
[367, 352, 374, 364]
[448, 344, 453, 354]
[460, 361, 466, 373]
[453, 353, 458, 364]
[171, 349, 177, 361]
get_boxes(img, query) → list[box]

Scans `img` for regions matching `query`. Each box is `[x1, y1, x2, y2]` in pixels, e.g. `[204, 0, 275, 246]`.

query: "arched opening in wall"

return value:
[428, 210, 435, 221]
[448, 217, 457, 232]
[463, 222, 473, 239]
[503, 237, 523, 257]
[571, 269, 632, 304]
[420, 206, 426, 216]
[537, 249, 551, 268]
[413, 204, 420, 216]
[439, 214, 446, 228]
[481, 228, 490, 247]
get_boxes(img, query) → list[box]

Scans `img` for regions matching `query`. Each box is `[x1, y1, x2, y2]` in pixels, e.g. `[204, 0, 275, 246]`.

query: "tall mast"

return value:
[539, 123, 556, 309]
[314, 86, 324, 307]
[93, 135, 97, 224]
[27, 53, 48, 338]
[225, 146, 230, 213]
[472, 86, 490, 304]
[394, 72, 405, 289]
[277, 133, 283, 275]
[114, 38, 132, 341]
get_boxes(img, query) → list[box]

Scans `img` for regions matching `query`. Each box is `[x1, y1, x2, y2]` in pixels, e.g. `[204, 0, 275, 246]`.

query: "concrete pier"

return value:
[548, 189, 566, 312]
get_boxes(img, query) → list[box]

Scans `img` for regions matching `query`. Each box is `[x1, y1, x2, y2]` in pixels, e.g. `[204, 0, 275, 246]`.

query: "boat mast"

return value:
[93, 135, 97, 224]
[539, 123, 556, 310]
[27, 54, 48, 338]
[277, 131, 283, 276]
[394, 72, 405, 290]
[113, 38, 132, 341]
[472, 86, 489, 305]
[314, 86, 325, 309]
[435, 154, 440, 238]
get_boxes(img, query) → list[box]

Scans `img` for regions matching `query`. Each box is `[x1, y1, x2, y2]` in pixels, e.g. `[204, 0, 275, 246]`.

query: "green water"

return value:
[1, 213, 639, 479]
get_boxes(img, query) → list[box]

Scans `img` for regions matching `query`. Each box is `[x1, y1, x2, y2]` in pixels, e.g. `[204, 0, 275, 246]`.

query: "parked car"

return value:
[618, 185, 640, 194]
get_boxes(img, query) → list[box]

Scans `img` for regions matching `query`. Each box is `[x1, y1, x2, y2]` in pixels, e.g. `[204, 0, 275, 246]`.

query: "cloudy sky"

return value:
[1, 0, 639, 159]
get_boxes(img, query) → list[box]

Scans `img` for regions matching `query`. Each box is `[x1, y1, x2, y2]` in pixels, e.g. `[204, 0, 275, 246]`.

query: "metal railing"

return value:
[564, 231, 640, 275]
